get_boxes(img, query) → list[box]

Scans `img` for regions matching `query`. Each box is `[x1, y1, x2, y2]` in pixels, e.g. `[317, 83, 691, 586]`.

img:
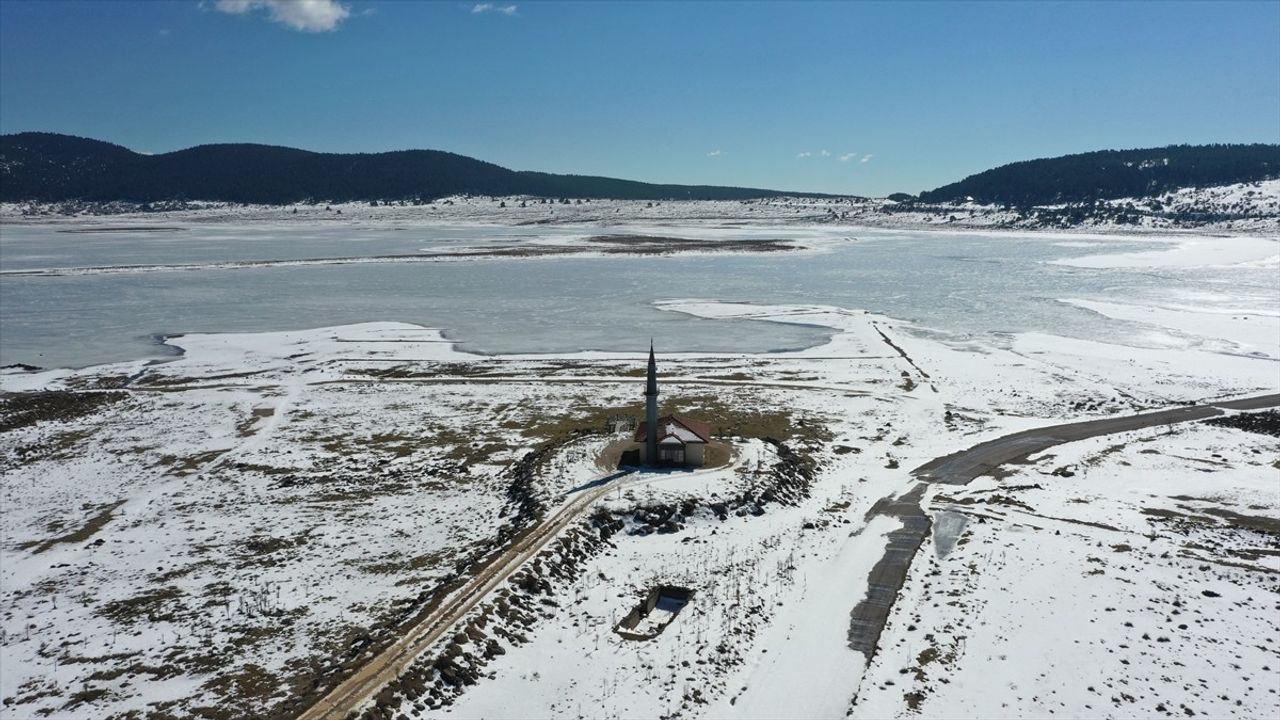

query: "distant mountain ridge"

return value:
[918, 144, 1280, 206]
[0, 132, 823, 203]
[4, 134, 1277, 207]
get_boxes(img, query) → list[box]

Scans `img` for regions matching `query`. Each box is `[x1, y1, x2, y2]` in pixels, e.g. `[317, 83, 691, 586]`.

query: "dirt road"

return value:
[914, 393, 1280, 485]
[298, 393, 1279, 716]
[295, 448, 752, 719]
[847, 392, 1280, 661]
[296, 472, 626, 720]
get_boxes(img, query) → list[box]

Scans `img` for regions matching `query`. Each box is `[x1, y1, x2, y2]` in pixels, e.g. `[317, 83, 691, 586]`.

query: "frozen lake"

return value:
[1, 220, 1276, 368]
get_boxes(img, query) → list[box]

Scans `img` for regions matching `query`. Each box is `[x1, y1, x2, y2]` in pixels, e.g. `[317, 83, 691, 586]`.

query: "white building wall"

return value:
[637, 440, 706, 466]
[686, 443, 705, 466]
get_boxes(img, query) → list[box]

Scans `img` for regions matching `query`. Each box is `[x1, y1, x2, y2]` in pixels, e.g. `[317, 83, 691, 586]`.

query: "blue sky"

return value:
[1, 1, 1277, 195]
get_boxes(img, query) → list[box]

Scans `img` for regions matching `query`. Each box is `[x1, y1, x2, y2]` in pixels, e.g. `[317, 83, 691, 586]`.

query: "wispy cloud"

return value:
[472, 3, 519, 15]
[706, 150, 723, 157]
[213, 0, 351, 32]
[800, 149, 868, 164]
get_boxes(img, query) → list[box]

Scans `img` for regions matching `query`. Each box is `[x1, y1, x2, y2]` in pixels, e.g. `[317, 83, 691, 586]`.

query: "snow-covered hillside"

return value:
[4, 178, 1277, 233]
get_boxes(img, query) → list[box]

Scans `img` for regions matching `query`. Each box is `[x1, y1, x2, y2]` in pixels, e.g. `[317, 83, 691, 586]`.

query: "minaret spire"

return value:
[644, 340, 659, 466]
[645, 340, 658, 397]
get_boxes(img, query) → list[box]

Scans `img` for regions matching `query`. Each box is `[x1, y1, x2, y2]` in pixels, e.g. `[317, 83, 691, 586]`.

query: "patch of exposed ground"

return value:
[585, 234, 795, 254]
[3, 236, 799, 279]
[1204, 409, 1280, 437]
[20, 501, 124, 553]
[0, 390, 127, 432]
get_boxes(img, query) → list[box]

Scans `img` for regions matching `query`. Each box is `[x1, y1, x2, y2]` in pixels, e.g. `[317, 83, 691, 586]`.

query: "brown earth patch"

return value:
[22, 500, 125, 553]
[0, 390, 127, 432]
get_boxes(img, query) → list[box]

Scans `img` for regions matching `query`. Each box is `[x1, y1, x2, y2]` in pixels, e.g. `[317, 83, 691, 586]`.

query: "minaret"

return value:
[645, 341, 659, 466]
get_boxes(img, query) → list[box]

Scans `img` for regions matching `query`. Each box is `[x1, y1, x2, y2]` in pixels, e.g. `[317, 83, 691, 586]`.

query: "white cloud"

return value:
[472, 3, 518, 15]
[706, 150, 723, 157]
[820, 149, 830, 157]
[213, 0, 351, 33]
[839, 152, 856, 162]
[860, 154, 873, 163]
[796, 151, 812, 159]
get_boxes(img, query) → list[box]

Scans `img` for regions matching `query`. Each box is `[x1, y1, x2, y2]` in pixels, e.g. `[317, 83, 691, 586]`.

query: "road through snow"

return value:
[301, 394, 1279, 720]
[298, 454, 748, 720]
[846, 392, 1280, 682]
[297, 476, 622, 720]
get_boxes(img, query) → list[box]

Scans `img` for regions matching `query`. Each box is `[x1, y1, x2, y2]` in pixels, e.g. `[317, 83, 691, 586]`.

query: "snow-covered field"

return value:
[1, 208, 1277, 719]
[857, 422, 1280, 720]
[4, 177, 1278, 233]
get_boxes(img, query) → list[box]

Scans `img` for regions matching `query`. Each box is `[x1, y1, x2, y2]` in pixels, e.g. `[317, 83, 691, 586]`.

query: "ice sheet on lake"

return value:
[4, 220, 1276, 369]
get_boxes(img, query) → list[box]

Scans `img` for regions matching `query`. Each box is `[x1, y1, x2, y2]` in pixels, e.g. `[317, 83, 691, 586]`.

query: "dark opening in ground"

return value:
[615, 586, 694, 640]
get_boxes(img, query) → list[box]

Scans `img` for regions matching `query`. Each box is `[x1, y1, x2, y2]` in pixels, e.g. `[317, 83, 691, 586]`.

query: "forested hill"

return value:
[918, 144, 1280, 206]
[0, 132, 819, 203]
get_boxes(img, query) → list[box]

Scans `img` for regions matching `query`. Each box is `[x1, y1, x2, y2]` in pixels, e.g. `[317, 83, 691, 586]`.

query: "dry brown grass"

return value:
[664, 394, 828, 442]
[520, 402, 633, 445]
[358, 550, 447, 576]
[0, 390, 126, 432]
[22, 500, 124, 553]
[236, 407, 275, 437]
[11, 427, 97, 464]
[154, 449, 227, 475]
[97, 586, 185, 624]
[520, 390, 830, 450]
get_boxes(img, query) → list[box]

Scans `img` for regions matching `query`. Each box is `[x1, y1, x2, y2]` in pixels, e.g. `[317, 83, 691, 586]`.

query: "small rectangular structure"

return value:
[614, 586, 694, 640]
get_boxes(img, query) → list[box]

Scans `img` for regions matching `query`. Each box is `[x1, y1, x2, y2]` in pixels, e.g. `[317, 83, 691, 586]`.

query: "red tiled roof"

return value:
[634, 414, 712, 444]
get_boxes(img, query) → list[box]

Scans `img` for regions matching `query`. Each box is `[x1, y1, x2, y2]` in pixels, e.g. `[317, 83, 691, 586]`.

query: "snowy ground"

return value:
[856, 422, 1280, 719]
[1, 216, 1277, 718]
[3, 177, 1277, 234]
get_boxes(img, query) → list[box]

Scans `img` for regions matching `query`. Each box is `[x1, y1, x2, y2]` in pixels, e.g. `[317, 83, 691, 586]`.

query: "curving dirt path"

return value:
[913, 393, 1280, 486]
[296, 445, 756, 720]
[296, 475, 622, 720]
[847, 392, 1280, 663]
[297, 392, 1279, 717]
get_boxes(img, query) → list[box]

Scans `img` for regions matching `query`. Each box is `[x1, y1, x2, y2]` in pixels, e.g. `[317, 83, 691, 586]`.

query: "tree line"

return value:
[917, 144, 1280, 206]
[0, 132, 821, 204]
